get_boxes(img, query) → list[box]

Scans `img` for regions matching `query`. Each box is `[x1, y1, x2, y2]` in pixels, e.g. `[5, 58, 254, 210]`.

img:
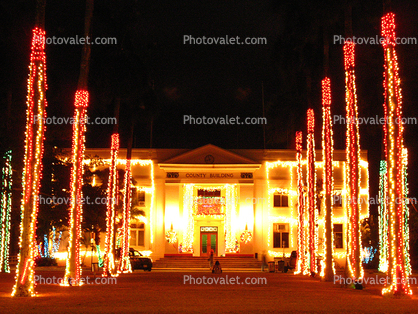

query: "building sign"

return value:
[166, 172, 254, 179]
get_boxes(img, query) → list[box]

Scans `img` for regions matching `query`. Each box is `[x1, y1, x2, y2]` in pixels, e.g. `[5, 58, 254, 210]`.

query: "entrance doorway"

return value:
[200, 226, 218, 256]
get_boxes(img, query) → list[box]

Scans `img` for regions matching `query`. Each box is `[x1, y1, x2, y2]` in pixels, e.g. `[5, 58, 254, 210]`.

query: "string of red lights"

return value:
[103, 133, 120, 277]
[381, 12, 411, 296]
[63, 90, 89, 286]
[344, 41, 363, 280]
[306, 108, 317, 274]
[321, 77, 335, 280]
[13, 28, 48, 297]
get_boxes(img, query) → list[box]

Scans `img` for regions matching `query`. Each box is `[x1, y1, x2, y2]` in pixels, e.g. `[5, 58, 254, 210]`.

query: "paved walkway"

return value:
[1, 270, 417, 313]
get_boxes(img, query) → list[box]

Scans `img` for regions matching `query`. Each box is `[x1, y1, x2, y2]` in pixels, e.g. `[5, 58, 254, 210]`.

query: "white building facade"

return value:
[83, 144, 369, 266]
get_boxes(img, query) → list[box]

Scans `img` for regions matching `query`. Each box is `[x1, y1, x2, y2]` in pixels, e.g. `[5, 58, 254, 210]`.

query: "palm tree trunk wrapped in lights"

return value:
[103, 134, 119, 277]
[0, 150, 12, 273]
[295, 131, 307, 275]
[63, 0, 93, 286]
[343, 41, 363, 281]
[381, 12, 412, 296]
[12, 18, 48, 296]
[306, 109, 317, 275]
[321, 77, 335, 281]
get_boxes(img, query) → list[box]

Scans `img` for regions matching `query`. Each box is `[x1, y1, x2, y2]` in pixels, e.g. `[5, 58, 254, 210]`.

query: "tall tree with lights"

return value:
[321, 77, 334, 281]
[12, 0, 47, 297]
[343, 41, 363, 280]
[295, 131, 307, 275]
[118, 127, 133, 273]
[103, 133, 119, 276]
[64, 0, 94, 286]
[378, 160, 388, 273]
[381, 12, 412, 296]
[0, 150, 12, 273]
[306, 109, 317, 275]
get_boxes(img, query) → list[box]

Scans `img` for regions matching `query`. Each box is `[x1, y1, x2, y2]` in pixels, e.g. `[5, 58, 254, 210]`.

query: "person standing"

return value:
[261, 251, 267, 272]
[208, 249, 214, 270]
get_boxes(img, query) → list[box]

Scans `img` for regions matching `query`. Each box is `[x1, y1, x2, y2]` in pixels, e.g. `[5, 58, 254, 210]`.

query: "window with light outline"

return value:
[273, 194, 289, 207]
[130, 222, 145, 247]
[333, 224, 343, 249]
[273, 223, 289, 248]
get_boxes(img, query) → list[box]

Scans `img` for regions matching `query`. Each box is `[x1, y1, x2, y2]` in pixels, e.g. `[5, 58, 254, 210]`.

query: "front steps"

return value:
[153, 256, 262, 269]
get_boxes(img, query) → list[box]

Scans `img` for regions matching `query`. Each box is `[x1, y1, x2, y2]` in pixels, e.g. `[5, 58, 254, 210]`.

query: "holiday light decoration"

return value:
[194, 197, 225, 216]
[43, 234, 48, 258]
[182, 184, 195, 253]
[402, 148, 411, 277]
[240, 225, 253, 244]
[321, 77, 335, 280]
[51, 227, 62, 258]
[381, 13, 411, 296]
[103, 134, 119, 277]
[37, 229, 61, 259]
[119, 158, 132, 273]
[362, 246, 377, 264]
[13, 28, 48, 297]
[0, 150, 12, 273]
[378, 160, 388, 272]
[295, 132, 307, 275]
[306, 109, 317, 274]
[96, 245, 104, 267]
[182, 185, 238, 253]
[266, 162, 295, 248]
[165, 223, 178, 244]
[266, 159, 344, 254]
[225, 184, 238, 252]
[62, 90, 89, 287]
[268, 251, 292, 258]
[344, 41, 363, 280]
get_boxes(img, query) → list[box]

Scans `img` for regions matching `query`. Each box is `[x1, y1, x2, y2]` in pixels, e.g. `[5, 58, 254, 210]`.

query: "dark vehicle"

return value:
[129, 248, 153, 271]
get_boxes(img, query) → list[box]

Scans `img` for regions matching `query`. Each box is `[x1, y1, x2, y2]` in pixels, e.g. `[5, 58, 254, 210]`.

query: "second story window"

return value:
[332, 192, 343, 207]
[274, 194, 289, 207]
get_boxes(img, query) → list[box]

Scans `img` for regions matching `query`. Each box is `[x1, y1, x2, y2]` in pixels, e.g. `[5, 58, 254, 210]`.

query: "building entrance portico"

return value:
[200, 226, 218, 256]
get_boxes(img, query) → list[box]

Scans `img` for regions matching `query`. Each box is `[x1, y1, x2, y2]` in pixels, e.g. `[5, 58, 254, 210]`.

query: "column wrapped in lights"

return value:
[118, 159, 132, 273]
[343, 41, 363, 280]
[402, 148, 411, 277]
[321, 77, 335, 280]
[306, 109, 317, 274]
[103, 133, 119, 276]
[12, 28, 48, 297]
[381, 12, 411, 295]
[63, 90, 89, 286]
[182, 184, 194, 253]
[0, 150, 12, 273]
[378, 160, 388, 272]
[295, 131, 307, 275]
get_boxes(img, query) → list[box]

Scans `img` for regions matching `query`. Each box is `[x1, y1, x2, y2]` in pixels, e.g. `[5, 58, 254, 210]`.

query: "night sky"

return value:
[1, 0, 418, 215]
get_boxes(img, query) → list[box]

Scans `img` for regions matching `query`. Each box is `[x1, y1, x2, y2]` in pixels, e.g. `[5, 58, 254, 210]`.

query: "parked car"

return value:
[129, 248, 152, 271]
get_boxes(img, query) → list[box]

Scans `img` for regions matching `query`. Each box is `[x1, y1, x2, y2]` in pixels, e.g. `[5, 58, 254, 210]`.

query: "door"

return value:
[201, 232, 217, 256]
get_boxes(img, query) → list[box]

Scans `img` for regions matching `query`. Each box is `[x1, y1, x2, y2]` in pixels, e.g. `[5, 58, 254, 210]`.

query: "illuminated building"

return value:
[53, 144, 369, 268]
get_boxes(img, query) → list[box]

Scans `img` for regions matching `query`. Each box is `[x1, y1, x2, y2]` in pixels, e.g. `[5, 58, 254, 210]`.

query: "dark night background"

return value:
[1, 1, 418, 257]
